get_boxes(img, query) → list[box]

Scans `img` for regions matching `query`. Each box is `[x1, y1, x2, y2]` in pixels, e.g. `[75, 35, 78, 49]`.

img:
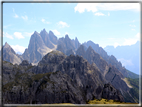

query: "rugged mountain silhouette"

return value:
[57, 34, 78, 55]
[48, 30, 58, 45]
[76, 45, 137, 103]
[2, 42, 23, 64]
[72, 37, 81, 50]
[40, 29, 55, 49]
[104, 41, 140, 75]
[2, 29, 139, 103]
[22, 31, 54, 64]
[83, 40, 138, 79]
[3, 51, 125, 104]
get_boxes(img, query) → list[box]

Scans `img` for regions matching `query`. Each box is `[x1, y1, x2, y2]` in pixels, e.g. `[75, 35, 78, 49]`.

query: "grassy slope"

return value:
[126, 78, 140, 103]
[126, 70, 139, 79]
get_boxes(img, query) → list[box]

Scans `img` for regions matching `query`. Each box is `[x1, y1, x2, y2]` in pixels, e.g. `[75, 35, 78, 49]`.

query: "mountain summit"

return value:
[3, 42, 23, 64]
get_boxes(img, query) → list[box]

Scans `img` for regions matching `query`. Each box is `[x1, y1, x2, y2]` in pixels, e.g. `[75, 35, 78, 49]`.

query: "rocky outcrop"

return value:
[82, 40, 131, 78]
[20, 60, 32, 67]
[76, 45, 132, 102]
[76, 45, 86, 58]
[49, 30, 58, 45]
[40, 29, 55, 49]
[2, 42, 23, 64]
[2, 51, 125, 104]
[66, 49, 75, 56]
[102, 83, 124, 102]
[57, 34, 76, 55]
[22, 31, 53, 64]
[3, 71, 85, 104]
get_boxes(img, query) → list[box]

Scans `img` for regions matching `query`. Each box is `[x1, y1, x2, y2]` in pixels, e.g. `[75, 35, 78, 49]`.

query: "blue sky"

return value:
[2, 2, 140, 54]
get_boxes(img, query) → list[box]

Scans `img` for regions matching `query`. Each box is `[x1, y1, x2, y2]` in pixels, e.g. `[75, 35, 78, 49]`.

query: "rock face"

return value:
[57, 34, 77, 55]
[22, 30, 54, 64]
[66, 49, 75, 56]
[20, 60, 32, 67]
[102, 83, 124, 102]
[2, 51, 125, 104]
[76, 45, 86, 58]
[2, 42, 23, 64]
[40, 29, 55, 49]
[76, 45, 133, 102]
[83, 40, 133, 78]
[49, 31, 58, 45]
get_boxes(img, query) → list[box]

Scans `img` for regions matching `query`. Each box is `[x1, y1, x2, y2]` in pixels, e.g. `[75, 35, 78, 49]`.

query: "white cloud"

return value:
[23, 32, 34, 37]
[14, 32, 24, 39]
[14, 14, 19, 18]
[122, 33, 140, 46]
[94, 12, 105, 16]
[74, 3, 140, 13]
[51, 30, 61, 36]
[114, 42, 120, 48]
[129, 24, 136, 27]
[11, 45, 26, 54]
[75, 3, 98, 13]
[3, 32, 14, 39]
[111, 33, 140, 48]
[131, 29, 135, 31]
[118, 58, 133, 67]
[135, 33, 140, 41]
[41, 18, 50, 24]
[57, 21, 70, 28]
[21, 15, 28, 21]
[12, 8, 19, 18]
[108, 12, 110, 16]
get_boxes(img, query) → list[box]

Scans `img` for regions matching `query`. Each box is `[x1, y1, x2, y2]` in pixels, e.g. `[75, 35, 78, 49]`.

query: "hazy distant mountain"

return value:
[83, 40, 139, 79]
[104, 41, 140, 75]
[22, 31, 53, 64]
[2, 42, 23, 64]
[72, 37, 81, 50]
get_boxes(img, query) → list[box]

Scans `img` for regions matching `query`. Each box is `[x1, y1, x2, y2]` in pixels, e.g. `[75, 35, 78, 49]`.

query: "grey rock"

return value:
[40, 29, 55, 49]
[2, 42, 23, 64]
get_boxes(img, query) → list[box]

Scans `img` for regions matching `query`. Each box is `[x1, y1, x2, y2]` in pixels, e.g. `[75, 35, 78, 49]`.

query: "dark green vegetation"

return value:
[126, 78, 139, 103]
[126, 70, 139, 79]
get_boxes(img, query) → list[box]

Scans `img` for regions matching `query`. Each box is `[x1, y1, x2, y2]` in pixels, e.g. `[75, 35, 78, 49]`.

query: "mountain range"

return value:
[1, 28, 140, 104]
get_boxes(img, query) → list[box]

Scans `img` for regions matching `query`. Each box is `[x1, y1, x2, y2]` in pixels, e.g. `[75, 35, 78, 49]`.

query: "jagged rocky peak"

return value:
[66, 49, 75, 56]
[76, 44, 86, 58]
[38, 50, 66, 66]
[65, 34, 69, 38]
[33, 31, 40, 35]
[3, 42, 16, 54]
[4, 42, 11, 48]
[19, 60, 32, 66]
[102, 83, 124, 102]
[49, 30, 54, 35]
[40, 28, 48, 35]
[48, 30, 58, 45]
